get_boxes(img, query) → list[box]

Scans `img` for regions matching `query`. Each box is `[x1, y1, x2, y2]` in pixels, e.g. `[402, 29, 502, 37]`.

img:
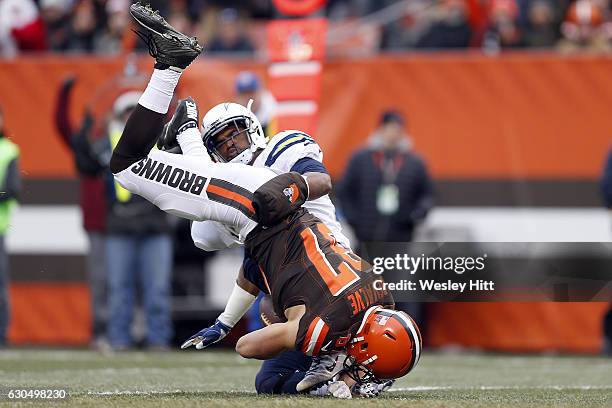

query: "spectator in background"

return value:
[54, 76, 109, 350]
[57, 86, 175, 350]
[96, 92, 175, 351]
[207, 8, 254, 54]
[337, 110, 434, 247]
[69, 0, 100, 52]
[482, 0, 525, 51]
[523, 0, 560, 47]
[416, 0, 472, 49]
[600, 148, 612, 355]
[39, 0, 73, 51]
[234, 71, 277, 137]
[558, 0, 612, 52]
[0, 105, 21, 347]
[95, 0, 130, 54]
[0, 0, 47, 57]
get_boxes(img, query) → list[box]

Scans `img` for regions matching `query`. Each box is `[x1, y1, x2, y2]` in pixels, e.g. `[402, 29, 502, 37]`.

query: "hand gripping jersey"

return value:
[191, 130, 350, 250]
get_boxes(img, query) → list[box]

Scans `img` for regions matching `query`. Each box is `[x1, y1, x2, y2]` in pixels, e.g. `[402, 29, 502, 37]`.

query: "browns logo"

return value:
[282, 183, 300, 204]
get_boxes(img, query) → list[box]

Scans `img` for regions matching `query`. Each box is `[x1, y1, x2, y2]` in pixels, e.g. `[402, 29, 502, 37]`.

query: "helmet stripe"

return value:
[376, 309, 421, 373]
[356, 305, 383, 335]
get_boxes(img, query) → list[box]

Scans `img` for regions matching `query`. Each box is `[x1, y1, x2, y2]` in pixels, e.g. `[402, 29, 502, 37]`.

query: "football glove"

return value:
[351, 379, 395, 398]
[180, 319, 231, 350]
[309, 380, 352, 399]
[157, 96, 200, 152]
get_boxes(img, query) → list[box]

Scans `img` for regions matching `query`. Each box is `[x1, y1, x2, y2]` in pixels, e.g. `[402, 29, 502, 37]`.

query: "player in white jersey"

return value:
[191, 130, 350, 250]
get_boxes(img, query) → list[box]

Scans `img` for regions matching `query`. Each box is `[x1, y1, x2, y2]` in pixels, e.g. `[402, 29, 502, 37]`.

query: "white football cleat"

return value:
[296, 351, 347, 392]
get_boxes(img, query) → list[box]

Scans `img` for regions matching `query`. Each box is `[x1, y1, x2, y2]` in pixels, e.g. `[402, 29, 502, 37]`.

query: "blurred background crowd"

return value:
[3, 0, 612, 58]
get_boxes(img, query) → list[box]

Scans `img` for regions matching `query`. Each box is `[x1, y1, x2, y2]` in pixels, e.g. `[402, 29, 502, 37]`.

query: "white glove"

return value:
[309, 380, 352, 399]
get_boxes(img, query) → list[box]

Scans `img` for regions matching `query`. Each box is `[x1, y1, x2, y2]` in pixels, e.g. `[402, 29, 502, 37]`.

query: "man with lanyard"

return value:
[338, 110, 435, 247]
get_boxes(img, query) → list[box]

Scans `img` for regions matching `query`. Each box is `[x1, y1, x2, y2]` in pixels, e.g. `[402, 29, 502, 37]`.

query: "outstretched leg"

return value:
[110, 2, 202, 174]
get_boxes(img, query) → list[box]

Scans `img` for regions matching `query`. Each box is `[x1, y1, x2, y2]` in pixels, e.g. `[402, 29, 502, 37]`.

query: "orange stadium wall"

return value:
[1, 53, 611, 179]
[1, 53, 610, 351]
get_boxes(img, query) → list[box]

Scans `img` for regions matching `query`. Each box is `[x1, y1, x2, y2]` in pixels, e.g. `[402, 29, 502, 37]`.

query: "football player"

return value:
[176, 93, 351, 396]
[114, 3, 422, 398]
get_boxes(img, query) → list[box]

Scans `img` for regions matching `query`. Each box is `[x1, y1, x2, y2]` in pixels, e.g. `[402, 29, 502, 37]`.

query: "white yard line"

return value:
[80, 385, 612, 396]
[84, 390, 256, 396]
[390, 385, 612, 392]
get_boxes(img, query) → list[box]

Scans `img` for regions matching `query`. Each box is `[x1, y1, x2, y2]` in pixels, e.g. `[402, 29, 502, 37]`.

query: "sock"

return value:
[177, 127, 209, 160]
[138, 69, 181, 114]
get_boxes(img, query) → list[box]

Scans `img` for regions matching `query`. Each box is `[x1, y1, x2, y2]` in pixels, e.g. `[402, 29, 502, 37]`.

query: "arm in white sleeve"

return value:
[217, 283, 257, 328]
[177, 126, 209, 158]
[191, 221, 241, 252]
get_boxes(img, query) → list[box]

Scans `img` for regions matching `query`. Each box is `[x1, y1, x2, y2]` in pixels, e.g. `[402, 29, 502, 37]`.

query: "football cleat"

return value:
[130, 2, 203, 71]
[296, 351, 347, 392]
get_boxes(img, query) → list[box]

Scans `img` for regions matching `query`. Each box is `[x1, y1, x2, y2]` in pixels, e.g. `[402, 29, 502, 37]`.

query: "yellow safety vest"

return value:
[0, 138, 19, 234]
[109, 130, 132, 203]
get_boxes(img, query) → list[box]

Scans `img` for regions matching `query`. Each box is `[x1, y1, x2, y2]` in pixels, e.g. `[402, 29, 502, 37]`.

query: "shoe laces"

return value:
[133, 29, 158, 59]
[305, 355, 323, 375]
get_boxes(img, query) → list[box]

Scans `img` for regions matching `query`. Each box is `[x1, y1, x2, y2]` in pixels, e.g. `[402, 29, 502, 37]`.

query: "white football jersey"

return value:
[191, 130, 350, 250]
[114, 141, 277, 243]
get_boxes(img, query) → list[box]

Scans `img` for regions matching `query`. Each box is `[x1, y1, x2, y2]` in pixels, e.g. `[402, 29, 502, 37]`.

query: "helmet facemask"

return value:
[204, 117, 255, 164]
[343, 353, 379, 385]
[202, 99, 266, 165]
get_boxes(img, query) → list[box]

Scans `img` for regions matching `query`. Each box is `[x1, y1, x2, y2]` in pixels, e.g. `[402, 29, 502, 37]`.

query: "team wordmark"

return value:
[131, 158, 207, 195]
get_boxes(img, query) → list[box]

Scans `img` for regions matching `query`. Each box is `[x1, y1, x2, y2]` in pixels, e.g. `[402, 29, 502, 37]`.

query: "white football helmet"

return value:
[201, 100, 267, 164]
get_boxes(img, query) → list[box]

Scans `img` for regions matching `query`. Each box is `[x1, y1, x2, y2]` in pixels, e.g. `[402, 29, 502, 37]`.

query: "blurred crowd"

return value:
[1, 0, 612, 58]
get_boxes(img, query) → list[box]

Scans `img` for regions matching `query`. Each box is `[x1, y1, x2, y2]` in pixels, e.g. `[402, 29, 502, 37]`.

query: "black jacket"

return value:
[337, 147, 434, 243]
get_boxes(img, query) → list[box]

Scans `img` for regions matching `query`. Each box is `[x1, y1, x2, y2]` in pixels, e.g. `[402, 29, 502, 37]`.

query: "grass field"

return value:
[0, 349, 611, 407]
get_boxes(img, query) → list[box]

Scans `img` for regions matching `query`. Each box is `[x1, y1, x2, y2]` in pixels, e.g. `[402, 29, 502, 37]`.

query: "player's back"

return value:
[245, 208, 392, 328]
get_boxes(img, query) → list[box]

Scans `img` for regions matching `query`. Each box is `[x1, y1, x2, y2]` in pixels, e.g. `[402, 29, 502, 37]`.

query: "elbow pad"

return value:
[253, 171, 308, 227]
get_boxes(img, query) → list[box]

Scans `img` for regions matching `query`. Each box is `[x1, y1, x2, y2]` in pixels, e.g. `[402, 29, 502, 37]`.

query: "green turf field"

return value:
[0, 349, 611, 407]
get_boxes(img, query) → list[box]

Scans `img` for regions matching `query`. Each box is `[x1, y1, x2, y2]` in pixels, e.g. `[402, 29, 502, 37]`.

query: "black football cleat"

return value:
[130, 2, 203, 71]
